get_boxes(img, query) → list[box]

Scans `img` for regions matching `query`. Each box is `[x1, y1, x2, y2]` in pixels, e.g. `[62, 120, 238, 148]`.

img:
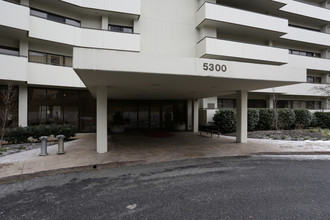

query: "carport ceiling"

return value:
[75, 70, 299, 100]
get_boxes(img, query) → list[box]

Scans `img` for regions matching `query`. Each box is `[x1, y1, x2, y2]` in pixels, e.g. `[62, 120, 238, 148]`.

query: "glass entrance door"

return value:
[138, 103, 149, 129]
[150, 103, 161, 129]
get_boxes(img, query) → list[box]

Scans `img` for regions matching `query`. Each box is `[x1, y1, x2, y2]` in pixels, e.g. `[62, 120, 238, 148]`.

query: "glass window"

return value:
[248, 100, 267, 108]
[306, 101, 314, 109]
[29, 51, 47, 64]
[28, 88, 47, 125]
[109, 25, 133, 33]
[47, 54, 63, 66]
[47, 13, 65, 23]
[65, 18, 80, 27]
[63, 90, 79, 127]
[0, 46, 19, 56]
[207, 103, 215, 109]
[30, 9, 47, 18]
[79, 91, 96, 132]
[64, 57, 73, 67]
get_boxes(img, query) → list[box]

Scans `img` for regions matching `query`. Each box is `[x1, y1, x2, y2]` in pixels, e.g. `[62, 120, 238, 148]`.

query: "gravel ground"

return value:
[226, 129, 330, 141]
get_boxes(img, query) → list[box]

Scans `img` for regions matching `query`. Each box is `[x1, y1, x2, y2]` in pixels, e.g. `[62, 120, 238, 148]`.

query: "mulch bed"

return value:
[225, 129, 330, 141]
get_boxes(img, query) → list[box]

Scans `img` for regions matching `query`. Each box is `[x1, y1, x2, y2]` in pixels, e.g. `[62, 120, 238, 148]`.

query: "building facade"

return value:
[0, 0, 328, 153]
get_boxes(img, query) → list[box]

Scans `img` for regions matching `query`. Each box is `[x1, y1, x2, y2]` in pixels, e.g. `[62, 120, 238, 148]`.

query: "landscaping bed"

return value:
[225, 128, 330, 141]
[0, 141, 58, 157]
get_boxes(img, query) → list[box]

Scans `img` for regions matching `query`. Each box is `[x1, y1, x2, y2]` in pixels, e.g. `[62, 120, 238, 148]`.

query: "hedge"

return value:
[277, 108, 295, 130]
[4, 124, 77, 144]
[257, 109, 275, 130]
[294, 109, 312, 129]
[312, 112, 330, 129]
[213, 109, 236, 133]
[248, 109, 259, 131]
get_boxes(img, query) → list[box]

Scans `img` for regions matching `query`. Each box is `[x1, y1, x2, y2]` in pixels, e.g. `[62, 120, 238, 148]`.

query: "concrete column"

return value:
[96, 86, 108, 153]
[193, 99, 199, 132]
[18, 85, 28, 127]
[101, 15, 109, 30]
[19, 39, 28, 57]
[236, 91, 248, 143]
[268, 95, 274, 108]
[20, 0, 29, 6]
[187, 99, 193, 131]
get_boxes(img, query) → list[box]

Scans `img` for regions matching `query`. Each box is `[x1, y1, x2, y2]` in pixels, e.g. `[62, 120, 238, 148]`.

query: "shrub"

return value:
[277, 108, 295, 130]
[4, 124, 77, 144]
[312, 112, 330, 129]
[294, 109, 312, 129]
[213, 109, 236, 133]
[257, 109, 275, 130]
[248, 109, 259, 131]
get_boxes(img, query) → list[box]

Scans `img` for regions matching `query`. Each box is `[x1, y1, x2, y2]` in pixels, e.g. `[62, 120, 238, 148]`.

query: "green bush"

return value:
[312, 112, 330, 129]
[4, 124, 77, 144]
[277, 108, 295, 130]
[213, 109, 236, 133]
[294, 109, 312, 129]
[248, 109, 259, 131]
[257, 109, 275, 130]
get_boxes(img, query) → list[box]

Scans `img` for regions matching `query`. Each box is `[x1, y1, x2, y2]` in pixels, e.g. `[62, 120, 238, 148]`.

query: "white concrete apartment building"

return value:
[0, 0, 328, 153]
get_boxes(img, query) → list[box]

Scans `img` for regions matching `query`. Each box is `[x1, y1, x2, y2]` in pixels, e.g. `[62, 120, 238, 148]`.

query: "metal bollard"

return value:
[56, 135, 65, 155]
[39, 136, 49, 156]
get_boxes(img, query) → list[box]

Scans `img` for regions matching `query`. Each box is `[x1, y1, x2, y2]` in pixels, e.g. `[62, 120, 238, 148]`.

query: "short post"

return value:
[56, 135, 65, 155]
[39, 136, 49, 156]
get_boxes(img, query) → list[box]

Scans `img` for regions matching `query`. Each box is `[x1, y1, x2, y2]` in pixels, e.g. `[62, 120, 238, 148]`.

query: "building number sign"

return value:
[203, 63, 227, 72]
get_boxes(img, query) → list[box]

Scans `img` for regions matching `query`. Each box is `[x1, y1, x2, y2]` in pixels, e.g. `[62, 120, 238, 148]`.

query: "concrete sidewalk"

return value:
[1, 132, 330, 184]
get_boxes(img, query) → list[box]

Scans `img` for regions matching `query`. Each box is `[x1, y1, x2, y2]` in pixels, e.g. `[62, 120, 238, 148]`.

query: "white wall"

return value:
[135, 0, 198, 57]
[197, 38, 288, 65]
[282, 27, 330, 47]
[197, 3, 288, 33]
[28, 63, 85, 88]
[0, 0, 29, 31]
[29, 16, 140, 52]
[0, 54, 28, 82]
[61, 0, 141, 15]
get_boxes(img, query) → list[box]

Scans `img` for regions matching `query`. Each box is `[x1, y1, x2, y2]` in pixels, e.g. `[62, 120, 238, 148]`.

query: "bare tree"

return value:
[313, 85, 330, 111]
[272, 89, 279, 130]
[0, 83, 17, 148]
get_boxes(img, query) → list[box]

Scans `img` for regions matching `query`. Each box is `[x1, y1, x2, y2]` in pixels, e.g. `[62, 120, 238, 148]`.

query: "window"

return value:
[0, 46, 19, 56]
[30, 8, 81, 27]
[29, 51, 72, 67]
[108, 25, 133, 33]
[307, 76, 322, 84]
[218, 99, 236, 109]
[289, 49, 321, 58]
[207, 103, 215, 109]
[248, 100, 267, 108]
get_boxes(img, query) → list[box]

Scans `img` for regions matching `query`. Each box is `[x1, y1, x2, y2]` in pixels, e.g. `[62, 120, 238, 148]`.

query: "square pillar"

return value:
[101, 15, 109, 30]
[236, 90, 248, 143]
[187, 99, 193, 131]
[18, 85, 28, 127]
[97, 86, 108, 153]
[193, 99, 199, 132]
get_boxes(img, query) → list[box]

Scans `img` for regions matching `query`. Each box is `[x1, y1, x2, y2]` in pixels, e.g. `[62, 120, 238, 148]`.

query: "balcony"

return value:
[281, 27, 330, 47]
[29, 16, 140, 52]
[289, 54, 330, 72]
[28, 62, 85, 88]
[0, 54, 28, 82]
[0, 0, 29, 31]
[274, 0, 330, 22]
[197, 38, 288, 65]
[196, 2, 288, 37]
[60, 0, 141, 18]
[255, 83, 329, 97]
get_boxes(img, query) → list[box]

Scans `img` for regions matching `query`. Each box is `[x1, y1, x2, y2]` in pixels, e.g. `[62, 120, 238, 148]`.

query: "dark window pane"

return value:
[0, 46, 19, 56]
[79, 90, 96, 132]
[64, 57, 73, 67]
[47, 13, 65, 23]
[29, 51, 47, 63]
[65, 18, 80, 27]
[28, 88, 47, 125]
[47, 54, 63, 65]
[30, 9, 47, 18]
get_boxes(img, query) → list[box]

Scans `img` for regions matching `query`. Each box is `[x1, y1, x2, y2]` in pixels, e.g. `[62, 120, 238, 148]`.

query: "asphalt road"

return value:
[1, 156, 330, 220]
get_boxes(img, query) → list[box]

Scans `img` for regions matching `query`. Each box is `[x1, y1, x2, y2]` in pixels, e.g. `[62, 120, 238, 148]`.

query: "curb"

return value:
[0, 160, 146, 185]
[2, 152, 330, 185]
[249, 151, 330, 156]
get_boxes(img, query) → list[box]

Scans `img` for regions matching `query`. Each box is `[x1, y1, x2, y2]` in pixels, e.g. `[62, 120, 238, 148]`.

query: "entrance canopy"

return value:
[73, 47, 306, 100]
